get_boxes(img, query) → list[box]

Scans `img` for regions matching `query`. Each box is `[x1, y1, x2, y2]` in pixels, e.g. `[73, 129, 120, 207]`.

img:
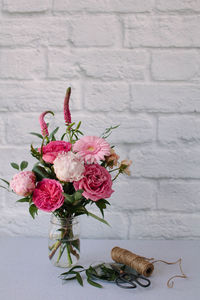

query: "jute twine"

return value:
[111, 247, 154, 277]
[111, 246, 187, 288]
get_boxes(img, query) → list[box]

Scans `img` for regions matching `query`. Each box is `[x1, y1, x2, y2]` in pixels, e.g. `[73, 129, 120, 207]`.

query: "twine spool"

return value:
[111, 247, 154, 277]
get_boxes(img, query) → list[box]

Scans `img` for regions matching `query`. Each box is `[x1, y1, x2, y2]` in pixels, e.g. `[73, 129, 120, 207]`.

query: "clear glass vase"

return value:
[48, 214, 80, 268]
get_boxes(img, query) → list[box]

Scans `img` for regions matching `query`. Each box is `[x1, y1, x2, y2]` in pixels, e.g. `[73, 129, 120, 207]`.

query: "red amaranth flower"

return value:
[64, 87, 71, 125]
[39, 111, 54, 137]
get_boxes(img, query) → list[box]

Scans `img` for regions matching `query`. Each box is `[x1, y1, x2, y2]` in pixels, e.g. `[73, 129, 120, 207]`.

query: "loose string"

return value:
[151, 258, 187, 288]
[111, 247, 187, 288]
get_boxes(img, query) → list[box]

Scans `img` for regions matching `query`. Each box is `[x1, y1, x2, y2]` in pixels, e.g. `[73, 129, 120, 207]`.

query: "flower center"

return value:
[87, 146, 94, 152]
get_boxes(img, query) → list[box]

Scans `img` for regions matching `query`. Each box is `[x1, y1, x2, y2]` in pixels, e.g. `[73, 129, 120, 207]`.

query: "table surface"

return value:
[0, 238, 199, 300]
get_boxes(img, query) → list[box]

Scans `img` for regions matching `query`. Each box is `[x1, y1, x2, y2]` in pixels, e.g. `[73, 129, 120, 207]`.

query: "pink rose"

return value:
[74, 164, 114, 202]
[38, 141, 72, 164]
[32, 179, 64, 212]
[10, 171, 36, 197]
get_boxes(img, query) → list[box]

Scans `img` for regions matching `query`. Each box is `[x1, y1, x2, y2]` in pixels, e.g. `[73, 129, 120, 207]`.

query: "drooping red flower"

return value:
[39, 111, 54, 137]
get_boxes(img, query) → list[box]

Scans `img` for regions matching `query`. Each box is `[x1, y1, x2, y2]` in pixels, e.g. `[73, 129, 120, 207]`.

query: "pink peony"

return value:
[54, 152, 85, 182]
[10, 171, 36, 197]
[38, 141, 72, 164]
[74, 164, 114, 201]
[32, 179, 64, 212]
[73, 136, 111, 163]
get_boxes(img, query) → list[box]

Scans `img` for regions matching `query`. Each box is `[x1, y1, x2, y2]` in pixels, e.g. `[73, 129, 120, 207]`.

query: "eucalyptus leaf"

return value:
[10, 162, 19, 170]
[20, 161, 28, 171]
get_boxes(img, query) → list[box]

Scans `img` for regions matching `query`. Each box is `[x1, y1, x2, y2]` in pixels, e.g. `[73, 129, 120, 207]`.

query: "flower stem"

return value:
[66, 244, 73, 265]
[112, 172, 120, 181]
[109, 168, 120, 173]
[56, 244, 66, 264]
[49, 241, 61, 260]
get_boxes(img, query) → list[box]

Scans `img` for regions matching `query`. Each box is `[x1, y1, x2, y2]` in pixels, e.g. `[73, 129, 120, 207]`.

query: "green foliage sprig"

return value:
[60, 263, 117, 288]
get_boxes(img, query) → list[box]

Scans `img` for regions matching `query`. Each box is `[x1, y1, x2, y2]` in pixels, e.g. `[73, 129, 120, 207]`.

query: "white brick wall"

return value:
[0, 0, 200, 240]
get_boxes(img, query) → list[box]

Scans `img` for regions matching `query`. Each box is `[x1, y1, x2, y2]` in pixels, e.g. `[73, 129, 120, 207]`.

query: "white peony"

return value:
[53, 152, 85, 182]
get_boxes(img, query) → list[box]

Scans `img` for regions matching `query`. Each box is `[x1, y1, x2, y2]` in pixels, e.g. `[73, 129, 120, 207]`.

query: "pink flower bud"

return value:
[64, 87, 71, 125]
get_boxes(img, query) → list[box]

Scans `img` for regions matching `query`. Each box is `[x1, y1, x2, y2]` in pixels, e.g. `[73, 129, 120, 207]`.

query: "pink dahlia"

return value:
[32, 179, 64, 212]
[10, 171, 36, 197]
[74, 164, 114, 201]
[73, 136, 111, 163]
[38, 141, 72, 164]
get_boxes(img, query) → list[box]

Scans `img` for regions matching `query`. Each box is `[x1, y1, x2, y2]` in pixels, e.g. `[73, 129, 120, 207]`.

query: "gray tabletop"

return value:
[0, 238, 199, 300]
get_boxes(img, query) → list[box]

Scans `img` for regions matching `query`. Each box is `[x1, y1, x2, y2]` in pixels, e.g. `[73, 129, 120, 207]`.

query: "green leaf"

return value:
[30, 132, 43, 139]
[63, 276, 77, 281]
[76, 121, 81, 130]
[0, 185, 9, 190]
[32, 165, 50, 181]
[60, 265, 84, 275]
[49, 127, 59, 140]
[63, 193, 75, 203]
[76, 273, 83, 286]
[30, 144, 41, 160]
[101, 124, 120, 139]
[67, 122, 75, 130]
[74, 190, 83, 201]
[10, 162, 19, 170]
[0, 178, 9, 186]
[20, 161, 28, 171]
[87, 212, 110, 226]
[17, 197, 30, 203]
[61, 133, 66, 140]
[95, 199, 107, 217]
[29, 204, 38, 219]
[87, 278, 102, 288]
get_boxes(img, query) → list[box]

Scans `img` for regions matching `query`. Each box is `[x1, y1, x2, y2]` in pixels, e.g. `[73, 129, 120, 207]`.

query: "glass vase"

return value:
[48, 214, 80, 268]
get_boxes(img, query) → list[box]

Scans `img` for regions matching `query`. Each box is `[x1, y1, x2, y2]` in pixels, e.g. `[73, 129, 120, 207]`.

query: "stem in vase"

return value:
[49, 240, 61, 260]
[66, 244, 73, 265]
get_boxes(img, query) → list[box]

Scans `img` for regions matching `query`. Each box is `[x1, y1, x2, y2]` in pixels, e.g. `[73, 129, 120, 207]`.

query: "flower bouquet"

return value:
[0, 87, 132, 268]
